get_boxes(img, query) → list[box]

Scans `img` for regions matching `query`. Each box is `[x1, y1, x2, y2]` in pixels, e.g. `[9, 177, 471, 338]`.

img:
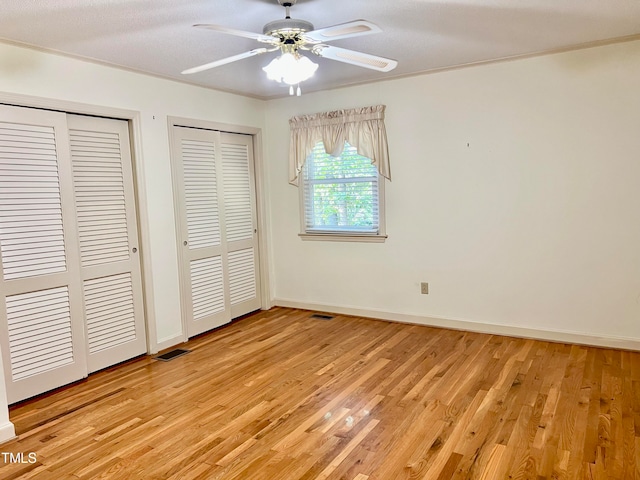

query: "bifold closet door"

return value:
[67, 114, 146, 373]
[0, 105, 87, 404]
[172, 127, 260, 338]
[0, 106, 146, 403]
[173, 127, 228, 336]
[220, 133, 261, 318]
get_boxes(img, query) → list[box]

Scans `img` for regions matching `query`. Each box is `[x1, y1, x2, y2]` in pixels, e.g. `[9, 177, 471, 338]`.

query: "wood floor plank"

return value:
[477, 444, 505, 480]
[0, 307, 638, 479]
[313, 418, 380, 480]
[635, 437, 640, 479]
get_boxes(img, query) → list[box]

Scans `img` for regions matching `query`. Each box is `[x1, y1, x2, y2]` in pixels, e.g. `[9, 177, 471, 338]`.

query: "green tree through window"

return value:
[303, 141, 379, 233]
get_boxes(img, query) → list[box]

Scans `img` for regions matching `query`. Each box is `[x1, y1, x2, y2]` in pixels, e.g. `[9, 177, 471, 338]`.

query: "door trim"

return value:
[167, 116, 271, 342]
[0, 92, 157, 353]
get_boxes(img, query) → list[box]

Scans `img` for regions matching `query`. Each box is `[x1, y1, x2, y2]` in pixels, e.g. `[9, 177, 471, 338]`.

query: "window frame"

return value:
[298, 144, 387, 243]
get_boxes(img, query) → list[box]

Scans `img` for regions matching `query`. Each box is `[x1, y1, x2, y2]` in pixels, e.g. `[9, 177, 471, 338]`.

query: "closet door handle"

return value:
[183, 240, 188, 246]
[132, 247, 137, 253]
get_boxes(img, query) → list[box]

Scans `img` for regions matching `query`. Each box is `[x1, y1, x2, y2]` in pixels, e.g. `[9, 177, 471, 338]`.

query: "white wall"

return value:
[266, 39, 640, 349]
[0, 42, 266, 441]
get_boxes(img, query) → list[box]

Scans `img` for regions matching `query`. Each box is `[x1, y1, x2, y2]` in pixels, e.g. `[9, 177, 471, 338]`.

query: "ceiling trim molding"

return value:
[0, 38, 266, 101]
[289, 32, 640, 99]
[2, 32, 640, 101]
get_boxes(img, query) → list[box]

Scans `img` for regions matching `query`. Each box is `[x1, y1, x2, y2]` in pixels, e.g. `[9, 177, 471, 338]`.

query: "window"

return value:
[289, 105, 390, 242]
[300, 142, 386, 242]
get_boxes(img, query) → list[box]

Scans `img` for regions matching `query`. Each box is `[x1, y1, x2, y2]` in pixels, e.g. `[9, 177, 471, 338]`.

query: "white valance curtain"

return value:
[289, 104, 391, 186]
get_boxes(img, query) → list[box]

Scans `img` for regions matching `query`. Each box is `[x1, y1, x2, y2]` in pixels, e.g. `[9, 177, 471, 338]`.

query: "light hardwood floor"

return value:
[1, 307, 639, 479]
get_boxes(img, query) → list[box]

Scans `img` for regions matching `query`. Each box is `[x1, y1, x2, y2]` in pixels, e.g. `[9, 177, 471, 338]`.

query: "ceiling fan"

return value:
[181, 0, 398, 95]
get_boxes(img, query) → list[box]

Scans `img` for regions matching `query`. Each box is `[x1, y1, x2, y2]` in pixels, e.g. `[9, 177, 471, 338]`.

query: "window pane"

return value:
[303, 142, 379, 233]
[308, 181, 376, 231]
[306, 143, 376, 180]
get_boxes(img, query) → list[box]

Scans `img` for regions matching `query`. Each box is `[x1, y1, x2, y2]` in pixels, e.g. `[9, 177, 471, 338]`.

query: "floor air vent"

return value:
[154, 348, 191, 361]
[310, 313, 335, 320]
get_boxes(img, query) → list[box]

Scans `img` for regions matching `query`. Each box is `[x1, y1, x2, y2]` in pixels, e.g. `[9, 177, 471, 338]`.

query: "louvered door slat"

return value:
[10, 316, 70, 337]
[2, 253, 66, 267]
[87, 304, 134, 322]
[1, 247, 64, 261]
[76, 201, 125, 208]
[7, 303, 69, 321]
[76, 216, 127, 226]
[0, 156, 57, 165]
[5, 285, 66, 306]
[86, 285, 133, 303]
[87, 307, 135, 329]
[0, 122, 67, 281]
[79, 232, 128, 243]
[1, 172, 60, 180]
[80, 241, 129, 252]
[85, 284, 132, 300]
[89, 321, 135, 339]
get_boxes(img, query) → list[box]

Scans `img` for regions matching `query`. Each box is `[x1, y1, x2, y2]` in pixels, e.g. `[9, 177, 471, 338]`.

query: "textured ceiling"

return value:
[0, 0, 639, 99]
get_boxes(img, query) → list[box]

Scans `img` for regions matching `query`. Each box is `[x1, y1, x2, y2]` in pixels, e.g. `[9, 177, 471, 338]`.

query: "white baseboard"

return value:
[274, 298, 640, 352]
[0, 421, 16, 444]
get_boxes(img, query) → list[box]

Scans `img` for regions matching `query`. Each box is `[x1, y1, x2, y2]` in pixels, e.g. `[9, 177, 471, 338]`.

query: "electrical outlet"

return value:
[420, 282, 429, 294]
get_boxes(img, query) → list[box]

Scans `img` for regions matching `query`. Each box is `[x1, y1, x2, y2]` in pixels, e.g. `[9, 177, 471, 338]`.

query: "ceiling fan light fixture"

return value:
[262, 51, 318, 86]
[184, 0, 397, 97]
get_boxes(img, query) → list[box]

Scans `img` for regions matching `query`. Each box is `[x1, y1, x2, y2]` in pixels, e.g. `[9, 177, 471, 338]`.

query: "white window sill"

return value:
[299, 233, 387, 243]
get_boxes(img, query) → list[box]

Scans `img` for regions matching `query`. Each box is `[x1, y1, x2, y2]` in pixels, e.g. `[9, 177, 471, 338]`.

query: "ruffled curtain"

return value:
[289, 105, 391, 186]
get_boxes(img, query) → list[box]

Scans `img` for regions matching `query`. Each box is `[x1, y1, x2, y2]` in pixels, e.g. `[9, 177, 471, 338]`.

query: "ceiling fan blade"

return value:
[181, 48, 268, 75]
[194, 24, 277, 44]
[303, 20, 381, 43]
[312, 45, 397, 72]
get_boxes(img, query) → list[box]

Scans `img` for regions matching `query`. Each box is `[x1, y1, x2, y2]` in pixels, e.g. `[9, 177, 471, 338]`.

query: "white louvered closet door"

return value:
[67, 115, 146, 373]
[172, 127, 260, 337]
[220, 133, 260, 318]
[173, 127, 229, 337]
[0, 105, 87, 404]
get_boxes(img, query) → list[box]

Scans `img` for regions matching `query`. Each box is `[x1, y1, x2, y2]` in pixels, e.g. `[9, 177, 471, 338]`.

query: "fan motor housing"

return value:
[263, 18, 314, 37]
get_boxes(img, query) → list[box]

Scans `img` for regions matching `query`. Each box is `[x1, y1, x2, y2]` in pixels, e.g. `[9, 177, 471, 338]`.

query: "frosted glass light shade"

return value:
[263, 52, 318, 85]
